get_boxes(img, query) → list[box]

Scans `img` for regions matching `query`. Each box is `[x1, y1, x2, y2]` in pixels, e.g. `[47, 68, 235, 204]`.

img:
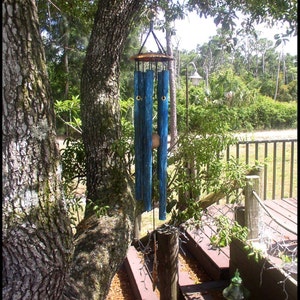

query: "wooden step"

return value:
[124, 245, 159, 300]
[178, 249, 229, 299]
[179, 280, 229, 300]
[125, 242, 229, 300]
[182, 227, 230, 280]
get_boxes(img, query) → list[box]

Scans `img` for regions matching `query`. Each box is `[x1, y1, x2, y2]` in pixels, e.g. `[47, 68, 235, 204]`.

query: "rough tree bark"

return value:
[3, 0, 146, 299]
[68, 1, 145, 299]
[2, 1, 73, 299]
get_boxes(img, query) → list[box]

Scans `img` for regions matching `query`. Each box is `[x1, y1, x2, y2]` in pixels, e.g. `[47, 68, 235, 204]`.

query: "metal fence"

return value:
[225, 139, 298, 200]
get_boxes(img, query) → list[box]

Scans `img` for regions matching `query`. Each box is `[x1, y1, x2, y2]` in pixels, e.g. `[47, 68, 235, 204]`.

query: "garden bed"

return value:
[229, 238, 297, 300]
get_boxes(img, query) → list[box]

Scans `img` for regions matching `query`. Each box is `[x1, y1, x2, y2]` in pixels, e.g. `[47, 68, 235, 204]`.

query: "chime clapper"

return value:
[152, 133, 160, 149]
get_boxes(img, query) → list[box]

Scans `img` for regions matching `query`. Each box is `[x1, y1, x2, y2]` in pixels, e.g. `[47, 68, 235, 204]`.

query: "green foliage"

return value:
[120, 97, 134, 123]
[235, 96, 297, 130]
[55, 95, 86, 187]
[170, 201, 204, 227]
[210, 216, 249, 248]
[86, 200, 110, 218]
[38, 0, 97, 101]
[243, 242, 265, 263]
[176, 77, 297, 133]
[60, 138, 86, 184]
[59, 137, 86, 227]
[65, 194, 85, 228]
[55, 95, 86, 226]
[278, 253, 293, 264]
[208, 68, 257, 107]
[168, 132, 235, 197]
[55, 95, 82, 135]
[116, 98, 135, 174]
[188, 105, 235, 133]
[192, 28, 297, 103]
[189, 0, 297, 38]
[166, 131, 250, 225]
[257, 74, 277, 98]
[278, 80, 298, 102]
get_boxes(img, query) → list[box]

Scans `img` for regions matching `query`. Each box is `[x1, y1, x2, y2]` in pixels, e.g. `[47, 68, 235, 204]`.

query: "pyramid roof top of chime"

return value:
[130, 20, 173, 63]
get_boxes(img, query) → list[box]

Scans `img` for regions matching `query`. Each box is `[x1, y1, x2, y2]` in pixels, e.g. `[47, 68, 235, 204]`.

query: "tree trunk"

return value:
[2, 1, 73, 299]
[62, 15, 70, 100]
[3, 1, 146, 299]
[274, 52, 281, 101]
[166, 27, 178, 150]
[69, 1, 145, 299]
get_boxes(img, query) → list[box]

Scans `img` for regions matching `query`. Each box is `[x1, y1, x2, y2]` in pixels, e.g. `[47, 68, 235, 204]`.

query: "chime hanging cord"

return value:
[138, 20, 167, 55]
[152, 216, 158, 290]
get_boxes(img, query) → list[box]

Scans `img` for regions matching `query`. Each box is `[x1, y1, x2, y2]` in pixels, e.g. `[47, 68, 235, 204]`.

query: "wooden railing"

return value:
[225, 139, 297, 200]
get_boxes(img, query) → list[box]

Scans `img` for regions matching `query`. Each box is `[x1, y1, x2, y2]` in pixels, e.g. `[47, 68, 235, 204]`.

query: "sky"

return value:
[145, 11, 297, 56]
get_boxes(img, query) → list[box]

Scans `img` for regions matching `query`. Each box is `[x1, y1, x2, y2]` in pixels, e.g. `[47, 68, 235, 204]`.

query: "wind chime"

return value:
[131, 20, 173, 221]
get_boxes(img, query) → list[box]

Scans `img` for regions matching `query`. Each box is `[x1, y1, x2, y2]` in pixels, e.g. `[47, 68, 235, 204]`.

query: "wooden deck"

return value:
[124, 198, 297, 299]
[182, 198, 297, 280]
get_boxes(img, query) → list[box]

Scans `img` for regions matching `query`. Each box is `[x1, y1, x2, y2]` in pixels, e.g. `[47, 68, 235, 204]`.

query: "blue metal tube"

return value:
[134, 70, 144, 201]
[143, 70, 154, 211]
[157, 70, 169, 220]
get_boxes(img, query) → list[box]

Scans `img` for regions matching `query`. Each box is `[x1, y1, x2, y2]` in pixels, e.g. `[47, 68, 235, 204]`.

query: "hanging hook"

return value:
[147, 0, 159, 21]
[149, 20, 154, 32]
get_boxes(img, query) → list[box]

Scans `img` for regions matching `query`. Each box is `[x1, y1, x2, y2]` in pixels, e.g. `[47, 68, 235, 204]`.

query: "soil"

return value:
[106, 266, 135, 300]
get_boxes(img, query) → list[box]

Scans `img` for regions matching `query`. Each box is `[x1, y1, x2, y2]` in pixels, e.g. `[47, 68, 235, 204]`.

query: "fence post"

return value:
[247, 165, 263, 199]
[244, 175, 261, 240]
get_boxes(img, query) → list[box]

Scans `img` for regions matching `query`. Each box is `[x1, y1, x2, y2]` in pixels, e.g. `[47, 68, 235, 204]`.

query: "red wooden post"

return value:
[157, 225, 179, 300]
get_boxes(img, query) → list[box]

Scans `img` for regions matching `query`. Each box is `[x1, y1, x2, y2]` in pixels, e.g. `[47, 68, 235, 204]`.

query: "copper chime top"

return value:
[130, 52, 173, 62]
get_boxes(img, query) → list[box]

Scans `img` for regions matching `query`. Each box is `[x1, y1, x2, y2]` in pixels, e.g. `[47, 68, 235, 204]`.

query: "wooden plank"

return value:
[124, 246, 159, 300]
[270, 199, 298, 214]
[282, 198, 297, 207]
[262, 207, 297, 231]
[262, 203, 297, 239]
[261, 214, 297, 240]
[178, 249, 229, 300]
[183, 229, 230, 280]
[178, 260, 195, 286]
[267, 205, 297, 225]
[187, 227, 230, 264]
[180, 281, 229, 300]
[207, 200, 297, 240]
[207, 204, 234, 218]
[263, 200, 298, 225]
[193, 225, 231, 258]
